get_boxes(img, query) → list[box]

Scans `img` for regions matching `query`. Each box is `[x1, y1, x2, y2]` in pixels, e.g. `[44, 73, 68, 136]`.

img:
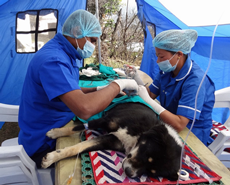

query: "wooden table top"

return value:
[55, 71, 230, 185]
[55, 120, 230, 185]
[179, 127, 230, 184]
[55, 120, 82, 185]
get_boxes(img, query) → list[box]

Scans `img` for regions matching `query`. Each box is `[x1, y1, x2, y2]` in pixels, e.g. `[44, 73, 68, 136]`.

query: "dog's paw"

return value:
[46, 128, 62, 139]
[41, 151, 58, 169]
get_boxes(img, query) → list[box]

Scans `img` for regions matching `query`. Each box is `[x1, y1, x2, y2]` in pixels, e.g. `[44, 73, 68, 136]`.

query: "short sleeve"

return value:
[149, 73, 161, 96]
[39, 60, 81, 101]
[177, 76, 206, 120]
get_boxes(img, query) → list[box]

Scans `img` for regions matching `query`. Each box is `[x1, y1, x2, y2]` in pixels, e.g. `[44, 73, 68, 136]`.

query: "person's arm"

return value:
[80, 84, 110, 93]
[81, 87, 97, 93]
[159, 110, 189, 132]
[146, 87, 158, 100]
[138, 85, 189, 132]
[60, 79, 138, 120]
[60, 83, 118, 120]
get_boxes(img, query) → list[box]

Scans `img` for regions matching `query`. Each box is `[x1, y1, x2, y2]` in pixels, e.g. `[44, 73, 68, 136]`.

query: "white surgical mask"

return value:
[76, 38, 95, 59]
[157, 53, 179, 72]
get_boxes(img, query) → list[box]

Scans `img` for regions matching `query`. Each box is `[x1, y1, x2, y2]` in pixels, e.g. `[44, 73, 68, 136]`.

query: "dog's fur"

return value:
[42, 102, 182, 180]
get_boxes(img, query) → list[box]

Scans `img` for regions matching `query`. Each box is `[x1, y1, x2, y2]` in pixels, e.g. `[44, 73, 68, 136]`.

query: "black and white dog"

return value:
[42, 102, 182, 181]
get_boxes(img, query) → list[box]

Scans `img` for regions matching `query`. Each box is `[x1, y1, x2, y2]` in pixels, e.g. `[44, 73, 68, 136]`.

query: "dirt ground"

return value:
[0, 122, 20, 145]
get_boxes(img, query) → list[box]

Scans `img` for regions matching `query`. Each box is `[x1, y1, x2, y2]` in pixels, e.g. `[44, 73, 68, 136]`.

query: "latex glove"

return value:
[123, 64, 145, 85]
[138, 85, 165, 115]
[96, 85, 108, 91]
[113, 79, 138, 94]
[97, 84, 127, 96]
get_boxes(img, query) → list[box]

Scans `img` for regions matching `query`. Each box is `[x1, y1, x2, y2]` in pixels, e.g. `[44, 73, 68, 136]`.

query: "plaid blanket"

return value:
[85, 130, 222, 185]
[210, 120, 230, 153]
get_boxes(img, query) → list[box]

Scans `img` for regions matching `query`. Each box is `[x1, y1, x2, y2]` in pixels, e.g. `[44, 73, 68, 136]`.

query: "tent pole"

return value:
[95, 0, 102, 64]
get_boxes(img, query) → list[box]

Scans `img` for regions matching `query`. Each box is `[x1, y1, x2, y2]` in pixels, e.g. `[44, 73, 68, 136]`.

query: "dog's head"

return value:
[122, 123, 182, 181]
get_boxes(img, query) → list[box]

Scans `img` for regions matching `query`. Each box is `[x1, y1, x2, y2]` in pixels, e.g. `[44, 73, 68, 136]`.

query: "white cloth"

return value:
[80, 67, 101, 77]
[113, 68, 126, 77]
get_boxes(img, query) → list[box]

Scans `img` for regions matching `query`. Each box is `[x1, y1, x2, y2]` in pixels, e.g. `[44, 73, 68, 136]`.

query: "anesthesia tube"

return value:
[95, 0, 102, 64]
[176, 12, 225, 184]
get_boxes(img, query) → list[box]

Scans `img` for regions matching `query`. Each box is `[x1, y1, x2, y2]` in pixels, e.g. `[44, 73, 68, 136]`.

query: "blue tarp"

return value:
[0, 0, 86, 106]
[0, 0, 86, 128]
[1, 0, 229, 125]
[137, 0, 230, 124]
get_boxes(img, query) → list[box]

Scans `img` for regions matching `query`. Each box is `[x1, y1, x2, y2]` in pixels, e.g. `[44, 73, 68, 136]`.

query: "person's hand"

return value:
[113, 79, 138, 94]
[123, 64, 144, 85]
[138, 85, 165, 115]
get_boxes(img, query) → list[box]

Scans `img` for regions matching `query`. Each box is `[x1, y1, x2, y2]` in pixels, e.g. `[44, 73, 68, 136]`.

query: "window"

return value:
[147, 22, 156, 39]
[16, 9, 58, 53]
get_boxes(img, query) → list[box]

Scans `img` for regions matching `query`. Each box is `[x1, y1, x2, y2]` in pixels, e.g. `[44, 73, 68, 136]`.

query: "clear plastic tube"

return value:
[177, 12, 223, 185]
[95, 0, 102, 64]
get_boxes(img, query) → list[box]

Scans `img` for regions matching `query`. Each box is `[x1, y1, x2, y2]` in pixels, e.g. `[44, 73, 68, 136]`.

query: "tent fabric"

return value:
[137, 0, 230, 123]
[1, 0, 229, 124]
[0, 0, 8, 6]
[0, 0, 87, 106]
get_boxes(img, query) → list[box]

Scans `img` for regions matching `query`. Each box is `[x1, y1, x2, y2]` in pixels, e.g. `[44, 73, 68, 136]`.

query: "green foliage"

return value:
[102, 0, 121, 15]
[104, 19, 114, 28]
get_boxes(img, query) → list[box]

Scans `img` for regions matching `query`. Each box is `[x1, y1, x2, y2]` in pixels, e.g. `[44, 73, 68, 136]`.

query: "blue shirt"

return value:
[149, 57, 215, 145]
[18, 33, 82, 156]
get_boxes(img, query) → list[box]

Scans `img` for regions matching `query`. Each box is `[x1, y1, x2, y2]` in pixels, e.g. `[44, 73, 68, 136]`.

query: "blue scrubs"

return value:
[18, 33, 82, 156]
[149, 57, 215, 145]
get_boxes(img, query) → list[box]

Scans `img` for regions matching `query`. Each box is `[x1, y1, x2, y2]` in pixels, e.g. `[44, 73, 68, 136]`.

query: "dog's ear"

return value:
[146, 124, 168, 144]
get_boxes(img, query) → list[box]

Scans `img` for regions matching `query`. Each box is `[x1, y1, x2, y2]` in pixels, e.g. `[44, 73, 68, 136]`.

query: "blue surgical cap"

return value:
[62, 9, 102, 39]
[152, 29, 198, 54]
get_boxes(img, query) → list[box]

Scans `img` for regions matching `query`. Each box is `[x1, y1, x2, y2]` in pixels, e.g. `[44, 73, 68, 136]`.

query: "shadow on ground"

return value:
[0, 122, 20, 145]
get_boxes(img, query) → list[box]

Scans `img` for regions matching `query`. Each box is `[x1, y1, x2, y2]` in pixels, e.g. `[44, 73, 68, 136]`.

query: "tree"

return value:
[87, 0, 144, 67]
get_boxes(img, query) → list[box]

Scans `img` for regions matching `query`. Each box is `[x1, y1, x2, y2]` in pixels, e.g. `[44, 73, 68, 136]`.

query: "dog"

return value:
[41, 102, 182, 181]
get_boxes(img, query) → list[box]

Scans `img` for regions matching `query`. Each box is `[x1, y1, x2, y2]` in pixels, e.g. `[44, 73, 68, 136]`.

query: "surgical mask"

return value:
[76, 38, 95, 59]
[157, 53, 179, 72]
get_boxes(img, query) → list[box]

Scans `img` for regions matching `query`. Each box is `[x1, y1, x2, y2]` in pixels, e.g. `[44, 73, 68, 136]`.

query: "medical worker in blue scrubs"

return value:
[18, 10, 138, 168]
[134, 29, 215, 146]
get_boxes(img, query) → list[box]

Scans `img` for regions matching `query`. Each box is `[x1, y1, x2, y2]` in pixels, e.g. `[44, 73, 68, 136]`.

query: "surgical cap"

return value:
[152, 29, 198, 54]
[62, 9, 102, 39]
